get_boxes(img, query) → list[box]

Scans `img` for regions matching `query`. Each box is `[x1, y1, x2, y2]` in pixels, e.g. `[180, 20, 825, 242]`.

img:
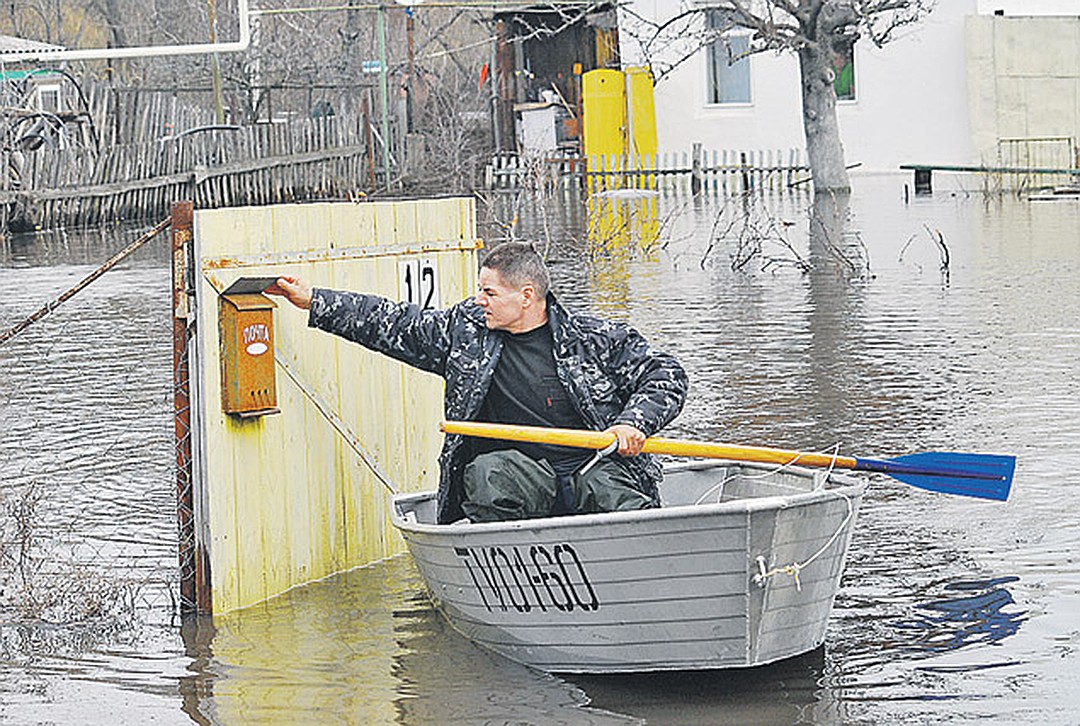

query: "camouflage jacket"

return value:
[309, 289, 688, 523]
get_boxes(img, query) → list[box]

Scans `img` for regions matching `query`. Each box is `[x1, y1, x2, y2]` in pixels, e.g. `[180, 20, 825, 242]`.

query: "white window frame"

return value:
[705, 26, 752, 107]
[36, 83, 62, 113]
[833, 43, 857, 103]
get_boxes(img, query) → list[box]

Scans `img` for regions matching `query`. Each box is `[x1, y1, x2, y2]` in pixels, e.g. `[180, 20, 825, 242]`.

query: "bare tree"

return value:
[88, 0, 129, 49]
[621, 1, 934, 192]
[0, 1, 114, 49]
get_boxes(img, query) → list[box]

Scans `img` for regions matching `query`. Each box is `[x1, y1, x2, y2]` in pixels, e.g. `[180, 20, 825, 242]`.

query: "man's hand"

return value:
[266, 276, 313, 310]
[606, 423, 647, 457]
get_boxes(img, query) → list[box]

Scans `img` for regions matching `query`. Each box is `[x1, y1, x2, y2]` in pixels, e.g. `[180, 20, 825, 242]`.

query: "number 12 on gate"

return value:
[399, 258, 440, 310]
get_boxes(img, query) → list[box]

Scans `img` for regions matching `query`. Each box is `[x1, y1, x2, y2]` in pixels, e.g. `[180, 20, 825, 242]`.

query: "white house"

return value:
[618, 1, 1080, 187]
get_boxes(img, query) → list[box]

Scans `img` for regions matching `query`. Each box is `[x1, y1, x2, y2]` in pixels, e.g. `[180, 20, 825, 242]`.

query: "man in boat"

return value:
[268, 242, 688, 524]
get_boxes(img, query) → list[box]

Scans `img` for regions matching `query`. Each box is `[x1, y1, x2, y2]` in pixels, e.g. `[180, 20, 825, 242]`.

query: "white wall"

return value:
[624, 2, 979, 173]
[976, 0, 1080, 15]
[966, 14, 1080, 164]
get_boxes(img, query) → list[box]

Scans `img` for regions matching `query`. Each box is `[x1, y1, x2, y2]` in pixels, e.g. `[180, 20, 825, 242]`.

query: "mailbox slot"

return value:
[219, 292, 279, 418]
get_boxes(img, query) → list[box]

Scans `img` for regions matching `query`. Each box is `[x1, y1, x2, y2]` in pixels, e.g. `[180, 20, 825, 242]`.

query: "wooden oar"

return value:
[440, 421, 1015, 502]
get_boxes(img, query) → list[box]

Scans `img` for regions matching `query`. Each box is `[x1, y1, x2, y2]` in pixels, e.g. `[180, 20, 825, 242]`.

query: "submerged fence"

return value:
[0, 73, 814, 232]
[0, 73, 393, 233]
[485, 146, 811, 194]
[0, 113, 376, 232]
[0, 222, 182, 634]
[997, 136, 1078, 190]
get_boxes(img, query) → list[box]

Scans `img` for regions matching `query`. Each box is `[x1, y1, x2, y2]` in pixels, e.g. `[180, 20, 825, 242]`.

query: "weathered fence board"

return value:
[0, 143, 371, 231]
[190, 198, 480, 614]
[0, 76, 387, 232]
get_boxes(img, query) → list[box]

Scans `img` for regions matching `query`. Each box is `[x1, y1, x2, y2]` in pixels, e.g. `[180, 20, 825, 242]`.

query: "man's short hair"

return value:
[480, 242, 550, 298]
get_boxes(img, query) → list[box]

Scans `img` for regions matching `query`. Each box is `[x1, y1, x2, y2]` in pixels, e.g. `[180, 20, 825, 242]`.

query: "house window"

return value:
[706, 15, 751, 105]
[833, 45, 855, 101]
[37, 84, 61, 113]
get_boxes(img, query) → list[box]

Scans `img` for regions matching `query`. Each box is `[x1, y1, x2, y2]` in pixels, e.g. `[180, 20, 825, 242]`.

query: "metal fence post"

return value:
[171, 200, 210, 614]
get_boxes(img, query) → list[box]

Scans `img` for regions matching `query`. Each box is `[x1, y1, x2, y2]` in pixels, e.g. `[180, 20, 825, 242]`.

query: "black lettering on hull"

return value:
[454, 542, 600, 615]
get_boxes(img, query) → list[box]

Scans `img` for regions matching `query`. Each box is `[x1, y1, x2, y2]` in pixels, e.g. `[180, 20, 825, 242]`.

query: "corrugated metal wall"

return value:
[192, 199, 479, 614]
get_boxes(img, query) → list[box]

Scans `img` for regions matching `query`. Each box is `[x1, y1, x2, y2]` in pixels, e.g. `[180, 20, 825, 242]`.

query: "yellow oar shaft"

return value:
[440, 420, 858, 471]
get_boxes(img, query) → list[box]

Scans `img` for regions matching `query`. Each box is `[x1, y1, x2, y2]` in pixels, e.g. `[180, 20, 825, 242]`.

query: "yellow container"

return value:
[583, 66, 659, 191]
[583, 68, 627, 159]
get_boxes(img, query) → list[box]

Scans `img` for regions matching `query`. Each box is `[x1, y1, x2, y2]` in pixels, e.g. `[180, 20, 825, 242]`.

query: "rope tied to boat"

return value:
[753, 490, 854, 592]
[755, 558, 806, 590]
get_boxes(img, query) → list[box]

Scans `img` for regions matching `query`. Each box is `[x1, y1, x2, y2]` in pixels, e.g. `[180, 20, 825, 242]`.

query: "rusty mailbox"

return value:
[219, 278, 280, 418]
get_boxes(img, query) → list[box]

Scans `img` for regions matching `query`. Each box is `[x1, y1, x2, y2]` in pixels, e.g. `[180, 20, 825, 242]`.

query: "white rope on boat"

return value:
[753, 488, 854, 592]
[686, 442, 854, 592]
[693, 442, 844, 506]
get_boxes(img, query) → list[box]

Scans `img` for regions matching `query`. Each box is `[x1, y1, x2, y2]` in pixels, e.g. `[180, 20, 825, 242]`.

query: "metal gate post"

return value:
[171, 201, 211, 613]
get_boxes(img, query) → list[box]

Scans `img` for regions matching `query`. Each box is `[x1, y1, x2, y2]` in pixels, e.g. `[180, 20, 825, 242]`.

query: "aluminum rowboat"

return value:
[391, 460, 866, 673]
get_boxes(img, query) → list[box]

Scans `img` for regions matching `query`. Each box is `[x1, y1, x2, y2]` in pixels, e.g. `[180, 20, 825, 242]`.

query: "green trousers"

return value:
[461, 449, 657, 522]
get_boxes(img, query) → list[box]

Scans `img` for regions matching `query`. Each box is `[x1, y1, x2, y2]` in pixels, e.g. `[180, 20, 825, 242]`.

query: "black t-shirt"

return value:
[470, 322, 592, 475]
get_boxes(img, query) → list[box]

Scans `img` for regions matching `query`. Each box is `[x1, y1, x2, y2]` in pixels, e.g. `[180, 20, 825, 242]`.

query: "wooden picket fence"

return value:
[0, 112, 378, 232]
[484, 145, 811, 194]
[0, 74, 389, 232]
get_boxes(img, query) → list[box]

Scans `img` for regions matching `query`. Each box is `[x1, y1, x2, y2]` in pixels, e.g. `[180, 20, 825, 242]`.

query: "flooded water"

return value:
[2, 177, 1078, 724]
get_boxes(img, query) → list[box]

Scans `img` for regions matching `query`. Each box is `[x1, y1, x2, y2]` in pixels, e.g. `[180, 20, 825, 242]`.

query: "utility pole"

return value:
[406, 7, 415, 133]
[207, 0, 226, 124]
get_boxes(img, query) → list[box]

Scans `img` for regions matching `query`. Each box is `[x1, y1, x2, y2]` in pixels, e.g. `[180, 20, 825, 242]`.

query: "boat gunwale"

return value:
[391, 460, 868, 537]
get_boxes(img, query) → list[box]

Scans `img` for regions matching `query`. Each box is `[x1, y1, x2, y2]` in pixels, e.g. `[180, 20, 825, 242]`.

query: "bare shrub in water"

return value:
[0, 481, 139, 638]
[702, 194, 811, 274]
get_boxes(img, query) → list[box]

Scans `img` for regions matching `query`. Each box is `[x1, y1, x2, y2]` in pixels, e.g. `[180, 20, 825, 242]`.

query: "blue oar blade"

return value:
[855, 452, 1015, 501]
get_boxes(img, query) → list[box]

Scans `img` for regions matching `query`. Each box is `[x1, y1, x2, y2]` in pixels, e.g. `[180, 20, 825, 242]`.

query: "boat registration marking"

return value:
[454, 543, 600, 614]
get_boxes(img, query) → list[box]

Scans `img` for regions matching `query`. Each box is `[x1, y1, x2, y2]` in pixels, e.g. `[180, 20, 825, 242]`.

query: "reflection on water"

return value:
[587, 191, 661, 255]
[574, 648, 826, 726]
[899, 577, 1026, 658]
[177, 557, 624, 725]
[3, 179, 1080, 723]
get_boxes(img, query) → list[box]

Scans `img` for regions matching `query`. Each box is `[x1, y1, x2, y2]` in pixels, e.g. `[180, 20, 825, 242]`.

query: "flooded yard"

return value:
[1, 176, 1078, 723]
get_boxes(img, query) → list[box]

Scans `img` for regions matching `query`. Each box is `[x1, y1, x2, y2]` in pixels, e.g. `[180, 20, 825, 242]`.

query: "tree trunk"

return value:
[101, 0, 128, 49]
[809, 189, 864, 278]
[341, 0, 364, 80]
[798, 45, 850, 193]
